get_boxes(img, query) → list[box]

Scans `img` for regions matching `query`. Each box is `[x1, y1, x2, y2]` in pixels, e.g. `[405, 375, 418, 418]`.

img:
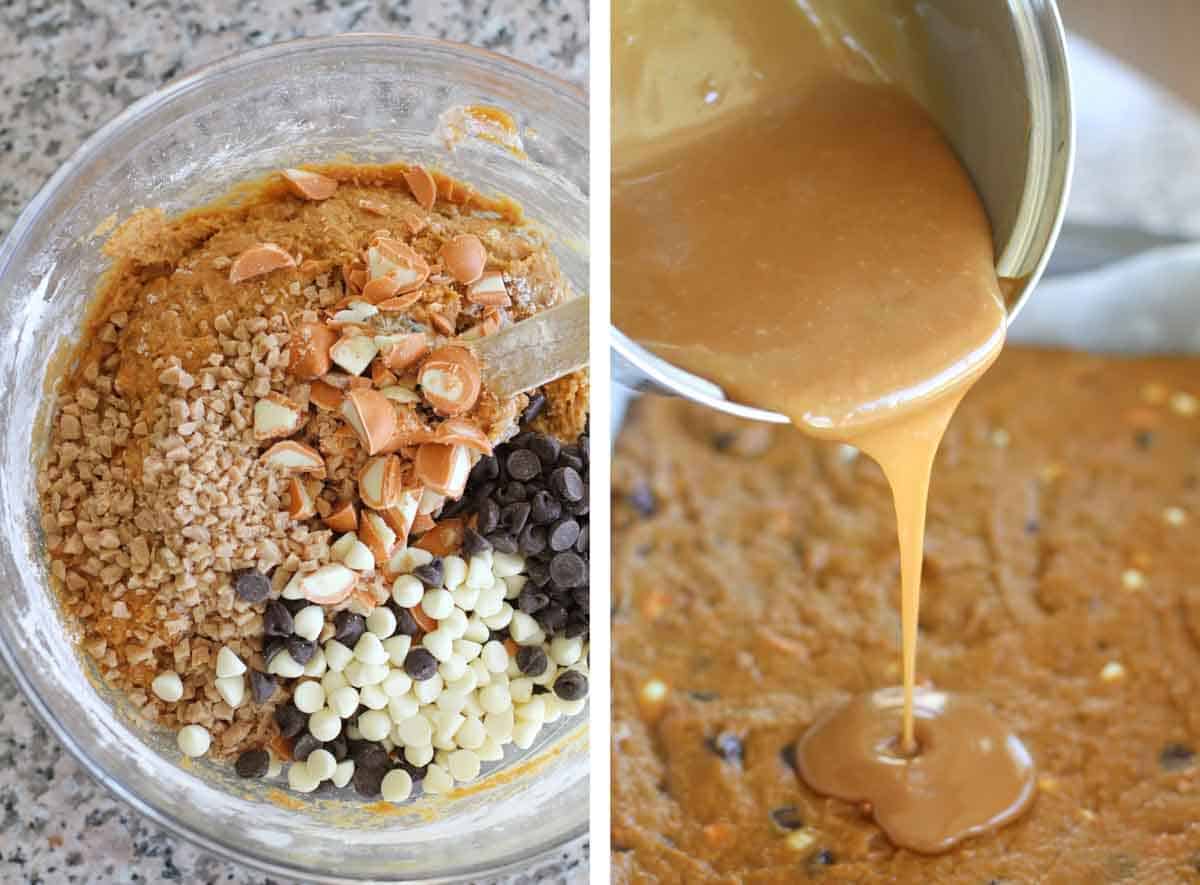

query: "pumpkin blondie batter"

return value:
[37, 161, 588, 791]
[612, 349, 1200, 883]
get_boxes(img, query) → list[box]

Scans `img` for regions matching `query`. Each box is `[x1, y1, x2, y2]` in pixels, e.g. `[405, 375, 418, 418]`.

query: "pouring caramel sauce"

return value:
[613, 0, 1035, 852]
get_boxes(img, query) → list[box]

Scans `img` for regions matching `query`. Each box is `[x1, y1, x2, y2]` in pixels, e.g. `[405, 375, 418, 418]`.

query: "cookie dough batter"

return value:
[613, 350, 1200, 883]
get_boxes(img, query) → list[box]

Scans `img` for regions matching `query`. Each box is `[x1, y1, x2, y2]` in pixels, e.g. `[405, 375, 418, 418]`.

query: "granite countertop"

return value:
[0, 2, 588, 883]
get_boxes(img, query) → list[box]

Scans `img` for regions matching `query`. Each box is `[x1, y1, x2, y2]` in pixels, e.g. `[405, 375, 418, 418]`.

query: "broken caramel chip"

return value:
[342, 388, 399, 456]
[324, 499, 358, 534]
[287, 477, 317, 520]
[466, 271, 511, 307]
[288, 322, 338, 380]
[403, 165, 437, 210]
[365, 236, 430, 294]
[377, 333, 430, 373]
[261, 440, 325, 476]
[358, 454, 404, 511]
[433, 418, 493, 455]
[229, 243, 297, 284]
[439, 234, 487, 285]
[417, 346, 482, 416]
[281, 168, 338, 201]
[414, 442, 471, 498]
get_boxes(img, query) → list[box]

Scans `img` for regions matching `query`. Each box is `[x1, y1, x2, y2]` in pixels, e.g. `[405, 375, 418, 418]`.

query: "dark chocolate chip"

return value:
[333, 610, 366, 648]
[712, 432, 736, 452]
[1160, 743, 1196, 772]
[249, 669, 277, 704]
[1024, 519, 1040, 534]
[549, 551, 586, 588]
[394, 607, 421, 637]
[292, 732, 323, 762]
[529, 433, 561, 466]
[487, 532, 519, 555]
[1134, 429, 1155, 450]
[282, 598, 309, 615]
[412, 558, 444, 588]
[274, 702, 306, 739]
[506, 448, 542, 482]
[553, 669, 588, 701]
[780, 743, 799, 773]
[235, 749, 270, 779]
[404, 647, 439, 681]
[233, 569, 271, 604]
[351, 743, 390, 771]
[521, 392, 547, 425]
[516, 645, 549, 677]
[262, 638, 287, 667]
[548, 518, 581, 552]
[263, 600, 294, 638]
[557, 452, 584, 473]
[476, 498, 501, 535]
[689, 690, 719, 702]
[325, 735, 349, 762]
[353, 761, 386, 797]
[469, 455, 499, 485]
[286, 636, 316, 666]
[551, 467, 585, 503]
[527, 559, 551, 588]
[575, 524, 589, 554]
[393, 758, 428, 782]
[564, 489, 589, 516]
[571, 586, 589, 609]
[510, 430, 536, 450]
[518, 588, 550, 614]
[462, 526, 493, 558]
[629, 484, 657, 517]
[519, 524, 548, 557]
[530, 490, 562, 525]
[536, 604, 568, 634]
[496, 481, 528, 504]
[501, 502, 531, 535]
[708, 732, 743, 764]
[564, 620, 589, 639]
[770, 806, 804, 831]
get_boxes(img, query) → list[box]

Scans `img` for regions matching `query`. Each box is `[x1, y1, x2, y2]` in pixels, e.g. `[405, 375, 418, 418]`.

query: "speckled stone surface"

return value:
[0, 2, 588, 883]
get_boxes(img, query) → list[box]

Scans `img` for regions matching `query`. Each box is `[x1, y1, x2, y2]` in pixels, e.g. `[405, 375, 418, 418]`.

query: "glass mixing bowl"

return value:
[0, 35, 588, 883]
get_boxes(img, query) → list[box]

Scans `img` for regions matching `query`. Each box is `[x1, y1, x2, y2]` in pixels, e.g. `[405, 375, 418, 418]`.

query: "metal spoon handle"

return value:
[471, 294, 589, 399]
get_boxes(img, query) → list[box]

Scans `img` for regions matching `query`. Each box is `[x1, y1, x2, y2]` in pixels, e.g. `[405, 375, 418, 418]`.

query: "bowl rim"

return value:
[0, 32, 588, 884]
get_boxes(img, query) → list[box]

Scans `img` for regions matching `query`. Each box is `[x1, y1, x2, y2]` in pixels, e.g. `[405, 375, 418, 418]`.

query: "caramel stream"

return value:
[614, 0, 1035, 853]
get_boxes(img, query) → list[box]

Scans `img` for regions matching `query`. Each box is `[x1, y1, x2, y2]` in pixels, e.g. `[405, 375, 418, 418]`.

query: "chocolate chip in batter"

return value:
[688, 690, 719, 702]
[807, 849, 836, 874]
[233, 568, 271, 604]
[629, 483, 657, 517]
[235, 748, 270, 779]
[1159, 742, 1196, 772]
[708, 732, 744, 764]
[780, 742, 799, 774]
[1134, 429, 1155, 450]
[1024, 518, 1040, 534]
[333, 610, 366, 648]
[769, 806, 805, 831]
[263, 599, 293, 638]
